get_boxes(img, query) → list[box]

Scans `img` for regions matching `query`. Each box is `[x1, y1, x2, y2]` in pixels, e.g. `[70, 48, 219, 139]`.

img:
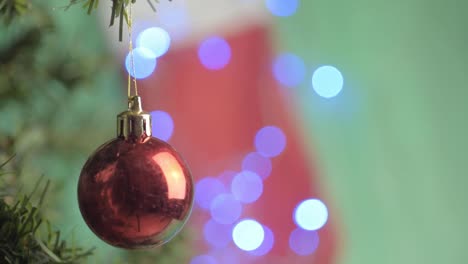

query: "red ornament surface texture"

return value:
[78, 137, 194, 249]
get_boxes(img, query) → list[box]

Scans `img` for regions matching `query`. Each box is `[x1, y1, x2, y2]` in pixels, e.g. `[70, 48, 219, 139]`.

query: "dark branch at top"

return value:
[0, 0, 171, 41]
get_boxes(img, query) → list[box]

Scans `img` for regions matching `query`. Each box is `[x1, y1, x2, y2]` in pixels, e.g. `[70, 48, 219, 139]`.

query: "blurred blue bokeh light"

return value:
[203, 219, 232, 249]
[294, 199, 329, 231]
[312, 65, 344, 98]
[150, 110, 174, 141]
[211, 247, 239, 264]
[195, 177, 226, 210]
[273, 53, 306, 88]
[158, 3, 190, 41]
[125, 47, 157, 79]
[231, 171, 263, 204]
[210, 194, 243, 224]
[198, 37, 231, 70]
[249, 225, 275, 256]
[289, 228, 320, 256]
[255, 126, 286, 157]
[190, 255, 217, 264]
[232, 219, 265, 251]
[265, 0, 299, 17]
[136, 27, 171, 58]
[242, 152, 272, 180]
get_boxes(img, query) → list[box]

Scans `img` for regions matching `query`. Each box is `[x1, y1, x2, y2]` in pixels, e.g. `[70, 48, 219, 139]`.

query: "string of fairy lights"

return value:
[123, 0, 341, 262]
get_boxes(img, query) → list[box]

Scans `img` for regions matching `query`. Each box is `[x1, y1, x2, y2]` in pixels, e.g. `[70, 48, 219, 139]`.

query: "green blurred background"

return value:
[280, 1, 468, 263]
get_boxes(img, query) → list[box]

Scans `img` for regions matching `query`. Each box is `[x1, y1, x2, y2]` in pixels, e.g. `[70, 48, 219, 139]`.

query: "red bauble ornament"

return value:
[78, 96, 194, 249]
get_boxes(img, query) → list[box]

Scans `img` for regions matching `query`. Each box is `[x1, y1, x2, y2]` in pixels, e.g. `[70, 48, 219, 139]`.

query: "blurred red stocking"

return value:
[138, 24, 337, 264]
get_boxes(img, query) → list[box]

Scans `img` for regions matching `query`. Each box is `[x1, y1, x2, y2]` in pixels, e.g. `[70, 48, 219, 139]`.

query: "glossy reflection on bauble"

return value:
[77, 96, 194, 249]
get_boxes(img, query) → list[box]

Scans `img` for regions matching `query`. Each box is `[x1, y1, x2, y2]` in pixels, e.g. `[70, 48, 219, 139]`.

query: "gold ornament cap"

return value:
[117, 96, 152, 142]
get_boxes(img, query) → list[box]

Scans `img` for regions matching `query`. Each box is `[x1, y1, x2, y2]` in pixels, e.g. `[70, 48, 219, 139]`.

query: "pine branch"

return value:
[0, 0, 32, 23]
[68, 0, 171, 41]
[0, 157, 95, 263]
[1, 0, 171, 41]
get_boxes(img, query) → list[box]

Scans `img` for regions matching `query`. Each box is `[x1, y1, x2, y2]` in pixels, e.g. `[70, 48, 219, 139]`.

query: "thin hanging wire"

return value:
[127, 3, 138, 98]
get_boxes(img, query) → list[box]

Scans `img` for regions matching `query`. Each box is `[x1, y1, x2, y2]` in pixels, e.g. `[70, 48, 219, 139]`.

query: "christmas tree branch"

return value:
[0, 0, 32, 23]
[0, 0, 170, 41]
[0, 157, 94, 263]
[68, 0, 170, 41]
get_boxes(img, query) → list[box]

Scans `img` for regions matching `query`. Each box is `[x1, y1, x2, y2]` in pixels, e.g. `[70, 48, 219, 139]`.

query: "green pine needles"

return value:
[0, 0, 31, 23]
[70, 0, 168, 41]
[0, 157, 94, 263]
[0, 0, 169, 41]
